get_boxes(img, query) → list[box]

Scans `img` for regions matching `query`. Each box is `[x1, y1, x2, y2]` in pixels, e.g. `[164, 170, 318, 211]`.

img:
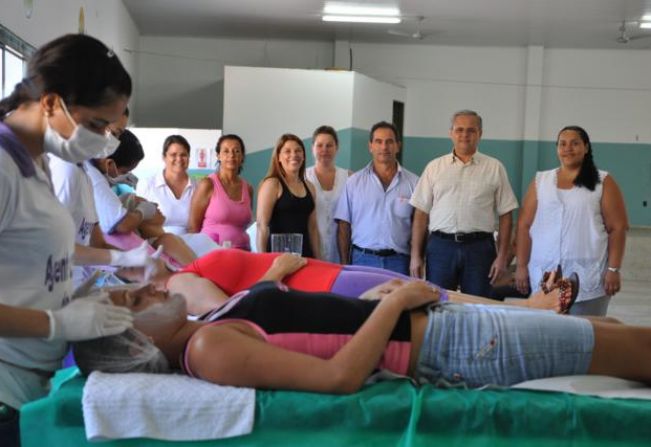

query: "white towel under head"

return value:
[82, 371, 255, 441]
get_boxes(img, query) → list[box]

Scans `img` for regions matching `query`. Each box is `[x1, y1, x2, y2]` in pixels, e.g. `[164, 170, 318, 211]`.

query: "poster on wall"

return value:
[130, 128, 221, 180]
[196, 147, 209, 169]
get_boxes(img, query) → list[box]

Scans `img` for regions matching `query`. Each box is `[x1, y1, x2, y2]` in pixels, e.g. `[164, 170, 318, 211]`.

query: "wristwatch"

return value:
[607, 267, 620, 273]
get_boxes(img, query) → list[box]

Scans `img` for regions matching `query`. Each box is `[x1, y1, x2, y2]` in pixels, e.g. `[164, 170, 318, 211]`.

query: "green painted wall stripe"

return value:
[193, 128, 651, 226]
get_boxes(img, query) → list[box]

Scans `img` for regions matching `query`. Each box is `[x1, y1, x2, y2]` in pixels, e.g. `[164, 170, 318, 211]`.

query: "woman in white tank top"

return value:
[305, 126, 351, 263]
[515, 126, 628, 316]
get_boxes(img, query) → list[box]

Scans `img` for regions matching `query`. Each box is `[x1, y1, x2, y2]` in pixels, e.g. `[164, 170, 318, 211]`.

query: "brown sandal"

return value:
[557, 273, 579, 314]
[540, 264, 563, 294]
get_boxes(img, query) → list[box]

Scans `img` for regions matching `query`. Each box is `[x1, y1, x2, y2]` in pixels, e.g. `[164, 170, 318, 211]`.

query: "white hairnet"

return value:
[73, 327, 170, 375]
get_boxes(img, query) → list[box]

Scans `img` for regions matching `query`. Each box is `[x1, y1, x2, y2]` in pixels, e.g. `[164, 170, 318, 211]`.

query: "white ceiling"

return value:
[122, 0, 651, 49]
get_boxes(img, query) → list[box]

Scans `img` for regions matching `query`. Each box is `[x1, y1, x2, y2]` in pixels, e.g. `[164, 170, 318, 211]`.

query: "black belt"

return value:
[352, 245, 397, 257]
[430, 231, 493, 243]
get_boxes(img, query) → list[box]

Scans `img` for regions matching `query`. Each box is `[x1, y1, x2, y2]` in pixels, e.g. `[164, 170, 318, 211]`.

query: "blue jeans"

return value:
[351, 248, 410, 276]
[425, 234, 495, 297]
[415, 303, 594, 387]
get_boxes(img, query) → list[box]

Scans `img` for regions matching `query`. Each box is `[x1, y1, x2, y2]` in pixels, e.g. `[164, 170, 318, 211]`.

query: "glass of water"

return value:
[270, 233, 303, 255]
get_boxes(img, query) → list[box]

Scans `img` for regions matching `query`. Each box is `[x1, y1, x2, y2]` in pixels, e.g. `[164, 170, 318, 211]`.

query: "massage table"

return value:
[21, 368, 651, 446]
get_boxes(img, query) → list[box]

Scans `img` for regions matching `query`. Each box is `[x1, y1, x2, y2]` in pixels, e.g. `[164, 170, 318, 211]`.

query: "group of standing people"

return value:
[167, 109, 628, 320]
[328, 111, 627, 319]
[181, 126, 351, 264]
[362, 110, 628, 315]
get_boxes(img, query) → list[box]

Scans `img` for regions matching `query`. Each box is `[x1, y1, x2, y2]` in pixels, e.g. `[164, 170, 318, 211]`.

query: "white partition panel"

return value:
[223, 66, 354, 153]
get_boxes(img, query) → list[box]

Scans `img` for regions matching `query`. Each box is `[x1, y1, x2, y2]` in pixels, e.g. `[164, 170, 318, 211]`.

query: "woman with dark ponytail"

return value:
[0, 34, 135, 446]
[564, 126, 600, 191]
[515, 125, 629, 316]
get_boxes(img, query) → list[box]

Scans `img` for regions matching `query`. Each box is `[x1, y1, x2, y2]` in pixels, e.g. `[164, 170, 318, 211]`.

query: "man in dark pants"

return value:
[409, 110, 518, 297]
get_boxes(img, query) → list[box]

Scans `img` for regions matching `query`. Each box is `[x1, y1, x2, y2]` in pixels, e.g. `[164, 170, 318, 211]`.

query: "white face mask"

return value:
[133, 293, 186, 334]
[107, 172, 139, 188]
[43, 98, 120, 163]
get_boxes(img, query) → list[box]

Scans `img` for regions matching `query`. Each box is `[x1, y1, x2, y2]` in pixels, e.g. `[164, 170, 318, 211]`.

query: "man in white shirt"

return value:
[410, 110, 518, 297]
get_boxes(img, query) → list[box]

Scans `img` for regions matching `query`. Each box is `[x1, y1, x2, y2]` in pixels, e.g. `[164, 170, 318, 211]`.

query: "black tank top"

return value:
[268, 177, 315, 257]
[204, 281, 412, 343]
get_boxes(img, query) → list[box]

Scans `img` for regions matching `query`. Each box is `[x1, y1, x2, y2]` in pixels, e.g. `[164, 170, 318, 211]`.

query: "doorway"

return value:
[392, 100, 404, 163]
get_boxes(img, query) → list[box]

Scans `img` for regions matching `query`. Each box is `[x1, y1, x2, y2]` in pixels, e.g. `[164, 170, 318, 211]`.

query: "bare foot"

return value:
[526, 288, 562, 313]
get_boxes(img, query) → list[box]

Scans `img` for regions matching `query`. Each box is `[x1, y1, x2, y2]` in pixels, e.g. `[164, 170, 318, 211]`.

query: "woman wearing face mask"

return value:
[305, 126, 351, 263]
[0, 34, 135, 447]
[50, 117, 161, 288]
[49, 145, 163, 288]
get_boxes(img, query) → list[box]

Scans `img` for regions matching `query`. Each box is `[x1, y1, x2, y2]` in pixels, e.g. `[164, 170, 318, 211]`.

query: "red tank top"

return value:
[180, 249, 343, 295]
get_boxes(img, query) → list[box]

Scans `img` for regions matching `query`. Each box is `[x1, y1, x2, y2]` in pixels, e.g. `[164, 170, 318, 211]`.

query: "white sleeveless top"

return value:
[305, 166, 349, 263]
[528, 169, 609, 301]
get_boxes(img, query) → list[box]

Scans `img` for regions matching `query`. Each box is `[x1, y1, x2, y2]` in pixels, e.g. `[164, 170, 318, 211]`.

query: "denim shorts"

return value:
[415, 303, 594, 388]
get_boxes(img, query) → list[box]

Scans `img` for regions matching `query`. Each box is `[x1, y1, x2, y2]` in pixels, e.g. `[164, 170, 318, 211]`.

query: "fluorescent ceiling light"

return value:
[323, 3, 400, 17]
[642, 14, 651, 21]
[640, 22, 651, 29]
[322, 15, 401, 24]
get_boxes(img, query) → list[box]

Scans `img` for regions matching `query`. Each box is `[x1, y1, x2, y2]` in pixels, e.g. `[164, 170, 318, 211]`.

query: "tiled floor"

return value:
[607, 279, 651, 326]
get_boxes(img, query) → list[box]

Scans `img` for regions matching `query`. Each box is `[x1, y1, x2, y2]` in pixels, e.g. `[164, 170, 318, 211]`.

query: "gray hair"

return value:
[450, 110, 482, 131]
[73, 328, 170, 376]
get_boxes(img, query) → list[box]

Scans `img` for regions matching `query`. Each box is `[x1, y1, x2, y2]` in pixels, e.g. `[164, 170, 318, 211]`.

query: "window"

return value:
[0, 24, 34, 100]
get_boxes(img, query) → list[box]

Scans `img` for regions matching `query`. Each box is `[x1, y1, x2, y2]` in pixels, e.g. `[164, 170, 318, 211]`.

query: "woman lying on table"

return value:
[72, 273, 648, 392]
[146, 249, 576, 316]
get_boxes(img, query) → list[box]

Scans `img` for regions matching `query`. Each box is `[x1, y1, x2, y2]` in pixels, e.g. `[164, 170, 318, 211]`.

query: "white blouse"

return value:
[305, 166, 349, 263]
[137, 171, 196, 235]
[528, 169, 609, 302]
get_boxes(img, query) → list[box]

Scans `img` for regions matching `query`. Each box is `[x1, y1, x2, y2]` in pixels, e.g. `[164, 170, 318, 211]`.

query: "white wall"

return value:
[130, 128, 221, 181]
[9, 0, 651, 147]
[135, 36, 334, 129]
[223, 66, 354, 153]
[337, 42, 651, 143]
[351, 72, 405, 130]
[346, 43, 528, 140]
[540, 48, 651, 144]
[1, 0, 140, 109]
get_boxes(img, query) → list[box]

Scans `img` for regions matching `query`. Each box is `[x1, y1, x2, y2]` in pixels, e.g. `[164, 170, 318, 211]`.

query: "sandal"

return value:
[557, 273, 579, 314]
[540, 264, 563, 294]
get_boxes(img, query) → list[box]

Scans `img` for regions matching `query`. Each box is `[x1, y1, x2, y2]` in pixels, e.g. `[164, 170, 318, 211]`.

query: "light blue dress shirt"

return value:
[334, 162, 419, 255]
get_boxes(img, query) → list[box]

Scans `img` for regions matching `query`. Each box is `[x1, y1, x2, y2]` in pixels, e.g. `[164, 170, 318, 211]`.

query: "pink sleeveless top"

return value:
[200, 173, 252, 250]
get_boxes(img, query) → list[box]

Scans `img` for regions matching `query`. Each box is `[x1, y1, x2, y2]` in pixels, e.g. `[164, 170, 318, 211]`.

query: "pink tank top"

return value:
[200, 173, 252, 250]
[182, 319, 411, 379]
